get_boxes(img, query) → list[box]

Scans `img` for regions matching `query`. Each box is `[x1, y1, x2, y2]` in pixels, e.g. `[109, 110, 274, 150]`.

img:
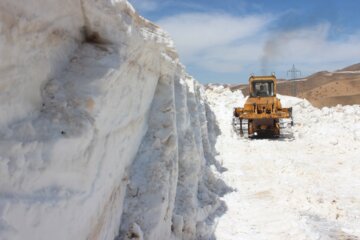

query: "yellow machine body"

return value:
[233, 75, 292, 137]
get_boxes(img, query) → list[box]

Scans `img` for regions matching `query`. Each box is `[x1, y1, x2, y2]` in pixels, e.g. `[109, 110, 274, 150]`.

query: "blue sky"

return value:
[129, 0, 360, 83]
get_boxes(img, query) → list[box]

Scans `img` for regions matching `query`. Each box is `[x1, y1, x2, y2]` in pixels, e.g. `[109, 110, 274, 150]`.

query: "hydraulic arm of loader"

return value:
[234, 107, 292, 120]
[233, 107, 293, 136]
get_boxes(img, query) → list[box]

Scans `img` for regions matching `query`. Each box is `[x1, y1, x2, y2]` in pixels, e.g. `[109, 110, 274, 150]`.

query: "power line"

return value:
[287, 64, 301, 96]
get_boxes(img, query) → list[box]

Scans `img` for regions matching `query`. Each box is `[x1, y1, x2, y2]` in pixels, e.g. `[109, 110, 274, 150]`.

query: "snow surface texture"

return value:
[0, 1, 224, 240]
[206, 86, 360, 240]
[118, 78, 227, 240]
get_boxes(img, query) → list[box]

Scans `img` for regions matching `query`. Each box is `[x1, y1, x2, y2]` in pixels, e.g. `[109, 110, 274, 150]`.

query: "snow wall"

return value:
[0, 1, 225, 240]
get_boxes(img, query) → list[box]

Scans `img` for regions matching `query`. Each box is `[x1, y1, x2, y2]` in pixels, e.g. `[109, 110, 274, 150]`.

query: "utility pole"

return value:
[287, 64, 301, 96]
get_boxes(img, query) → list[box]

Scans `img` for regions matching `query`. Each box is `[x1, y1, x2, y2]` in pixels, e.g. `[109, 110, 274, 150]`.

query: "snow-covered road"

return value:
[206, 87, 360, 240]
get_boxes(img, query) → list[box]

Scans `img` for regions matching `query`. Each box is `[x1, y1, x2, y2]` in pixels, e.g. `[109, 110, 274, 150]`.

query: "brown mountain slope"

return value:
[231, 63, 360, 108]
[340, 63, 360, 71]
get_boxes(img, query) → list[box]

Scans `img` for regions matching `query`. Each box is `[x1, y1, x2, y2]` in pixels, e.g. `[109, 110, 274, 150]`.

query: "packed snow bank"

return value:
[0, 1, 224, 240]
[0, 0, 83, 128]
[206, 86, 360, 239]
[118, 77, 227, 240]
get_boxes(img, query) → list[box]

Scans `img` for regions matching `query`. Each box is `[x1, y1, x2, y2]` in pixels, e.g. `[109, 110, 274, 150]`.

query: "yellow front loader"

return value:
[233, 75, 293, 138]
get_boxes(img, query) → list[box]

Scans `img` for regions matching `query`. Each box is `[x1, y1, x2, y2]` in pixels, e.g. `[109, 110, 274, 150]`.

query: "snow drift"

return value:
[206, 86, 360, 239]
[0, 1, 224, 240]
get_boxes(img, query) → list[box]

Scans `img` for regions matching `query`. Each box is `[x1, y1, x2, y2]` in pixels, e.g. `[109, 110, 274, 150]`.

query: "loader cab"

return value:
[252, 81, 274, 97]
[249, 76, 277, 98]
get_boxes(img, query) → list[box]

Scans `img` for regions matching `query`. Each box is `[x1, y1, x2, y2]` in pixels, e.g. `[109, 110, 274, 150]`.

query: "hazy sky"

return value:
[129, 0, 360, 84]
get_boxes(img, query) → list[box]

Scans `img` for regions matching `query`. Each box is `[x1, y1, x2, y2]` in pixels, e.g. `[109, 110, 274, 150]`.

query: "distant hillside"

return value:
[231, 63, 360, 108]
[340, 63, 360, 71]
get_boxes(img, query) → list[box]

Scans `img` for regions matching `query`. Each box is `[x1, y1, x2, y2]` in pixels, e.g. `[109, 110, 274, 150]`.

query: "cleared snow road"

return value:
[206, 87, 360, 240]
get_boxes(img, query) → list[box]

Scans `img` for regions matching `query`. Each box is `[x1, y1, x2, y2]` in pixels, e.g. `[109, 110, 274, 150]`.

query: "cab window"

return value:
[252, 81, 274, 97]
